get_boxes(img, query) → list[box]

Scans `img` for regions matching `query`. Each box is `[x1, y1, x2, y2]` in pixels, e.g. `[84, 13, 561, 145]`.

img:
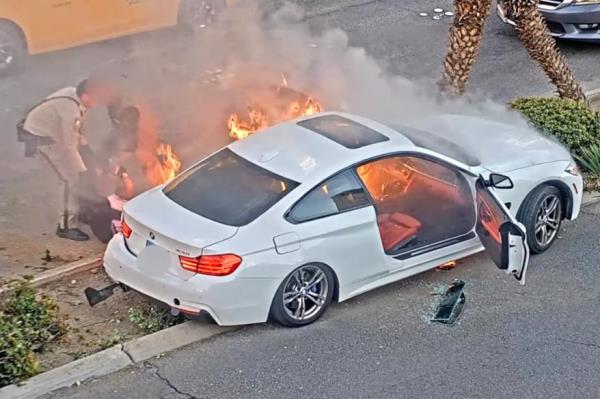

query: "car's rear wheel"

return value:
[0, 21, 26, 75]
[518, 185, 563, 254]
[270, 263, 334, 327]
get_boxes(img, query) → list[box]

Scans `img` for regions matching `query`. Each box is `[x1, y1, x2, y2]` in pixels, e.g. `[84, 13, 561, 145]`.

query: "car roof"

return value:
[228, 112, 415, 183]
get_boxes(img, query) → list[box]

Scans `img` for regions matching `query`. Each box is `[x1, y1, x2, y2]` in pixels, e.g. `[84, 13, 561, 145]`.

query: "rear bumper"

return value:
[103, 235, 281, 326]
[497, 3, 600, 43]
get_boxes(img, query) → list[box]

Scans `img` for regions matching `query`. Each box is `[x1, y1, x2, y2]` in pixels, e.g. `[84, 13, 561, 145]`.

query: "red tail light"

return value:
[121, 218, 133, 239]
[179, 254, 242, 276]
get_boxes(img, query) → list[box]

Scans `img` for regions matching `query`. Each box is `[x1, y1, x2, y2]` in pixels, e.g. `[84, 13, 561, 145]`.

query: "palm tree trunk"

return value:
[439, 0, 492, 96]
[506, 0, 586, 102]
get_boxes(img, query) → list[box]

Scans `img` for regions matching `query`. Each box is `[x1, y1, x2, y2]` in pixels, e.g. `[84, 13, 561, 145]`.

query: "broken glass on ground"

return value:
[431, 279, 466, 325]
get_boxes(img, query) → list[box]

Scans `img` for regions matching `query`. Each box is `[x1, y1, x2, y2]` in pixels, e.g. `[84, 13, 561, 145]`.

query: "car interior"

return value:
[356, 156, 476, 255]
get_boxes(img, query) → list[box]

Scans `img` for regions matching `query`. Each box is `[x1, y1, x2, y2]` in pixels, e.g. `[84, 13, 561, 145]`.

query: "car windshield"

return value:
[392, 125, 481, 167]
[163, 149, 299, 226]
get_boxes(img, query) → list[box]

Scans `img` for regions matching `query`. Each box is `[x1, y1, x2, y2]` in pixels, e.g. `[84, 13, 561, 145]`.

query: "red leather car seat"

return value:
[377, 212, 422, 253]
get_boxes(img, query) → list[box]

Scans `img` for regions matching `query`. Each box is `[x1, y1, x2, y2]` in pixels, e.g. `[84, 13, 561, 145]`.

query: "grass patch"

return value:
[128, 304, 183, 334]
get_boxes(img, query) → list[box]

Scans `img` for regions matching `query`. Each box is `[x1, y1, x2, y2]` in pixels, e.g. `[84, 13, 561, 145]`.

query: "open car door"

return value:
[475, 177, 529, 285]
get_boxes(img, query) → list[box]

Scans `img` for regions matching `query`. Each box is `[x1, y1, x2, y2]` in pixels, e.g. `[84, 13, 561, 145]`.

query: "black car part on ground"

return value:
[431, 280, 466, 324]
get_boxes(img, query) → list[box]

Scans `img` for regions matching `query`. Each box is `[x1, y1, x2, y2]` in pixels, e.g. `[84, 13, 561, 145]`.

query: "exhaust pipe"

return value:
[84, 283, 120, 307]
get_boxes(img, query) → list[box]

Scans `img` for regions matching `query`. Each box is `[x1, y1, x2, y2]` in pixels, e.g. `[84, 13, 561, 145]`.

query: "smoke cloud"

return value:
[94, 0, 533, 167]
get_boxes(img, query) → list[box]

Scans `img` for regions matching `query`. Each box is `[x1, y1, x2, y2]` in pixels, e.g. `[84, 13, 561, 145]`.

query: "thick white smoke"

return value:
[97, 0, 533, 165]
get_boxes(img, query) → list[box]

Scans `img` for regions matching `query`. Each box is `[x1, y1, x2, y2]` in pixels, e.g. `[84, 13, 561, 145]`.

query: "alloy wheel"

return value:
[282, 265, 329, 322]
[534, 194, 561, 248]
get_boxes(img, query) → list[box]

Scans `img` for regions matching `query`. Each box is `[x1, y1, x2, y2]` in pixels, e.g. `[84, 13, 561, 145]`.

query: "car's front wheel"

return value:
[270, 263, 335, 327]
[518, 185, 563, 254]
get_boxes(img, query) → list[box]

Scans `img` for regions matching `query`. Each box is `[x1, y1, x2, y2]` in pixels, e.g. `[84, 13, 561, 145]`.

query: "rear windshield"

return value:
[163, 149, 299, 226]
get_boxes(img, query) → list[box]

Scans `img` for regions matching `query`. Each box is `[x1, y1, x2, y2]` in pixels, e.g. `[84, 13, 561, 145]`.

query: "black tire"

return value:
[517, 185, 563, 254]
[270, 263, 335, 327]
[0, 21, 26, 75]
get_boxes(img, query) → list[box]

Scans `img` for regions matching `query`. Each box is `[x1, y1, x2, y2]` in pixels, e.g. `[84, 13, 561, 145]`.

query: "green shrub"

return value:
[128, 304, 182, 334]
[578, 144, 600, 177]
[0, 282, 67, 387]
[511, 97, 600, 156]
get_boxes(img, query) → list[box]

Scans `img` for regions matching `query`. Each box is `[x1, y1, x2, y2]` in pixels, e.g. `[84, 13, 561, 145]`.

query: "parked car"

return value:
[498, 0, 600, 43]
[0, 0, 234, 73]
[103, 112, 583, 327]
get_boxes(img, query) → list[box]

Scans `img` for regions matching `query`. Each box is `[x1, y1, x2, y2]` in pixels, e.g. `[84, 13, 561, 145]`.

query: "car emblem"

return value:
[149, 232, 156, 240]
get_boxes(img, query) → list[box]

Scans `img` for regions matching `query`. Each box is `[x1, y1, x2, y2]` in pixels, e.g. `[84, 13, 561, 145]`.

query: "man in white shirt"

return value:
[22, 79, 110, 241]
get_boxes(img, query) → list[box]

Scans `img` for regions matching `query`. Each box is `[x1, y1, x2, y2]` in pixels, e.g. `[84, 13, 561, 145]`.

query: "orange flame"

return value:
[228, 95, 323, 140]
[134, 105, 182, 189]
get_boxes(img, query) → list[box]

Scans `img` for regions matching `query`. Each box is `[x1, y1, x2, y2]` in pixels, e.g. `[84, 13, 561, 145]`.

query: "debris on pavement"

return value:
[419, 8, 454, 21]
[431, 280, 466, 325]
[437, 260, 458, 271]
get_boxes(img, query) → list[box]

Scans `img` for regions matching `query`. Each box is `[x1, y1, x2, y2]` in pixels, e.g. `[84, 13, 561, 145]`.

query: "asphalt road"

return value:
[45, 201, 600, 399]
[304, 0, 599, 100]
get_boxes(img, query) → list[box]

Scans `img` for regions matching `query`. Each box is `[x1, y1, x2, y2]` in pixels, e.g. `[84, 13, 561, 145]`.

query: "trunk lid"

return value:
[123, 187, 238, 280]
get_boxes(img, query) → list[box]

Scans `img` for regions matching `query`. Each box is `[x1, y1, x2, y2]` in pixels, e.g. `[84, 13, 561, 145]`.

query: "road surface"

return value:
[46, 201, 600, 399]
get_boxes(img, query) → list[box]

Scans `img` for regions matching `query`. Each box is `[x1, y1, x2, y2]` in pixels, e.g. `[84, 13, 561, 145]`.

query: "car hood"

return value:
[124, 186, 238, 257]
[416, 115, 572, 173]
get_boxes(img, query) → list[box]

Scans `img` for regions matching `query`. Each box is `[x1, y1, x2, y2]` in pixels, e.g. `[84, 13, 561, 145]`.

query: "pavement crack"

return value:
[144, 361, 201, 399]
[120, 343, 135, 363]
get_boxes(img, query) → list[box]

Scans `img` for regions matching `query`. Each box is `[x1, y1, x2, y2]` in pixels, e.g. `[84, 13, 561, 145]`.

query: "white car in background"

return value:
[104, 112, 583, 327]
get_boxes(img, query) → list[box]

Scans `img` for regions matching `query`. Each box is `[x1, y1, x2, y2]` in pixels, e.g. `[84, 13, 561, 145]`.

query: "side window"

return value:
[356, 155, 475, 254]
[287, 170, 371, 223]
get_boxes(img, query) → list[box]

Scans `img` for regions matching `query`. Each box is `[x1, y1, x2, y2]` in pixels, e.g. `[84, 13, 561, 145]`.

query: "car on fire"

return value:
[497, 0, 600, 43]
[103, 112, 583, 327]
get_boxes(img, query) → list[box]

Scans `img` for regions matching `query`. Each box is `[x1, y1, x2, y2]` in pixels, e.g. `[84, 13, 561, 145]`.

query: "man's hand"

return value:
[78, 134, 88, 146]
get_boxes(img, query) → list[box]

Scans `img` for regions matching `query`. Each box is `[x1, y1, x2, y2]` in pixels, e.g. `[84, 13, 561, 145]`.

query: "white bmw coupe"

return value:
[104, 112, 583, 326]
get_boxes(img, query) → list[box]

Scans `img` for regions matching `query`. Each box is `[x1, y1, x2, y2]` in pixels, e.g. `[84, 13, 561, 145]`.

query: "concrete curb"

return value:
[540, 86, 600, 111]
[0, 257, 103, 295]
[0, 321, 234, 399]
[586, 87, 600, 111]
[582, 191, 600, 207]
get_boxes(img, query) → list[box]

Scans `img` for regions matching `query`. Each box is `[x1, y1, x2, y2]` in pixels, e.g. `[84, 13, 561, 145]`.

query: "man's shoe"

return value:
[56, 227, 90, 242]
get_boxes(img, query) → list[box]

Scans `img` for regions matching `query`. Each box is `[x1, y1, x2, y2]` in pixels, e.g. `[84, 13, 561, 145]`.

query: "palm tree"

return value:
[505, 0, 585, 102]
[439, 0, 492, 96]
[439, 0, 586, 103]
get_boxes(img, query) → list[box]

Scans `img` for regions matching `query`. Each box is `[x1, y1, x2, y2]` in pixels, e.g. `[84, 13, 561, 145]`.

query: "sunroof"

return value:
[297, 115, 389, 149]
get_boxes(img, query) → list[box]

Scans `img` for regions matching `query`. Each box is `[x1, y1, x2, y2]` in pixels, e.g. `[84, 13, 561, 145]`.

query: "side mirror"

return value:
[489, 173, 514, 189]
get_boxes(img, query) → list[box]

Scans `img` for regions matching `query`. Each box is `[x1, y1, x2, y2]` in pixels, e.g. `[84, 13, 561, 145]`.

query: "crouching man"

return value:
[18, 79, 110, 241]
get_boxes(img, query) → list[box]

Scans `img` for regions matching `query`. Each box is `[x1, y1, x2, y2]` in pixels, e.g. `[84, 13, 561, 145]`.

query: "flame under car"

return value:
[103, 112, 583, 326]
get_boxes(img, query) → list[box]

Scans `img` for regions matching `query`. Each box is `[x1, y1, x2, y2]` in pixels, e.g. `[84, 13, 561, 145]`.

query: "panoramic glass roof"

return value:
[298, 115, 390, 149]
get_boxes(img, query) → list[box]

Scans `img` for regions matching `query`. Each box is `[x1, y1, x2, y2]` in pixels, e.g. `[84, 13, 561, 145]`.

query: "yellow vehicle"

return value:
[0, 0, 233, 72]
